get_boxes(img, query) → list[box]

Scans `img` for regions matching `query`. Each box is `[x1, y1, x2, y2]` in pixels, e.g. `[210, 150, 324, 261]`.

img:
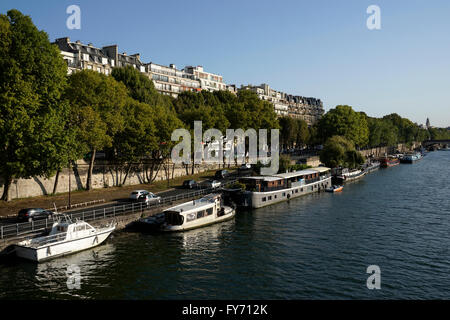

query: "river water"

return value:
[1, 151, 449, 300]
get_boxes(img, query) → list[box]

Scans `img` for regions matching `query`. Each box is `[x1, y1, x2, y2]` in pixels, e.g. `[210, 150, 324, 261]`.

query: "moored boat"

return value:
[326, 185, 343, 193]
[14, 216, 115, 262]
[136, 194, 235, 232]
[364, 161, 380, 173]
[379, 156, 400, 168]
[235, 167, 332, 209]
[336, 168, 366, 183]
[400, 152, 422, 163]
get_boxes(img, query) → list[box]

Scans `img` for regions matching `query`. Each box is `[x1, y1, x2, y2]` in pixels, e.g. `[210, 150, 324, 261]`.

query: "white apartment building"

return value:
[145, 63, 201, 98]
[239, 83, 324, 125]
[184, 66, 227, 92]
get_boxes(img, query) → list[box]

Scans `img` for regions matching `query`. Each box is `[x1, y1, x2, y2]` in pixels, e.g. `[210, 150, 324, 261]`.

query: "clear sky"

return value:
[1, 0, 449, 127]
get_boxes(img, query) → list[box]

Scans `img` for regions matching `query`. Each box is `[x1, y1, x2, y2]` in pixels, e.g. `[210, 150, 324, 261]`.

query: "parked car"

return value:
[129, 190, 150, 201]
[215, 170, 230, 179]
[203, 180, 221, 189]
[182, 180, 199, 189]
[18, 208, 55, 222]
[138, 192, 161, 206]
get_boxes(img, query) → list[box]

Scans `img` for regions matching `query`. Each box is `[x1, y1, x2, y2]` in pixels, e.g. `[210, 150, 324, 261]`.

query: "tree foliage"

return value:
[320, 135, 364, 169]
[317, 105, 369, 147]
[65, 70, 129, 190]
[0, 10, 69, 200]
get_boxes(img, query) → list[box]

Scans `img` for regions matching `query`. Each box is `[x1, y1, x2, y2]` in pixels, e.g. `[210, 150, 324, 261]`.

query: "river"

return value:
[1, 151, 449, 299]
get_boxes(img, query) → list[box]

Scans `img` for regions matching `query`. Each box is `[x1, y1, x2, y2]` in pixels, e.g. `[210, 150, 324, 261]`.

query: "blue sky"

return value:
[2, 0, 449, 127]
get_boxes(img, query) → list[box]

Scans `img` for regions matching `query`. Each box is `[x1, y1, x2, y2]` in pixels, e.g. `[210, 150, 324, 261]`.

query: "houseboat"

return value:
[236, 167, 332, 209]
[335, 168, 366, 183]
[379, 156, 400, 168]
[364, 161, 380, 173]
[400, 152, 422, 163]
[136, 194, 235, 232]
[14, 216, 115, 262]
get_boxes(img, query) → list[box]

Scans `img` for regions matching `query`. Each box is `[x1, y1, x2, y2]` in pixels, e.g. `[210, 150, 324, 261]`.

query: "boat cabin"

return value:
[163, 194, 224, 227]
[238, 168, 329, 192]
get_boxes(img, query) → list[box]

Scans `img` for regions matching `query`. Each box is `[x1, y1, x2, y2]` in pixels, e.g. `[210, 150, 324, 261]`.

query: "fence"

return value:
[46, 199, 106, 212]
[0, 184, 235, 241]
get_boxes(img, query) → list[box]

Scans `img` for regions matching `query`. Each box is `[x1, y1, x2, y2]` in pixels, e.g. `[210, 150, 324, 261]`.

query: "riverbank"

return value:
[0, 169, 225, 218]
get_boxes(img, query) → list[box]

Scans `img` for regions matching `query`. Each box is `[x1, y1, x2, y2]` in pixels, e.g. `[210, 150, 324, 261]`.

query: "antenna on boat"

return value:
[53, 202, 58, 214]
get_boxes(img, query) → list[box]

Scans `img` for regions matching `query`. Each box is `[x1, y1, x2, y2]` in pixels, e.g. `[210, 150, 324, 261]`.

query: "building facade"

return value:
[239, 83, 324, 125]
[184, 66, 227, 92]
[145, 63, 201, 98]
[53, 38, 322, 121]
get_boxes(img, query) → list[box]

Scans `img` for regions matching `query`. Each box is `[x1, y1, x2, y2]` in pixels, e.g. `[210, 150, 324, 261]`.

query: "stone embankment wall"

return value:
[359, 142, 419, 158]
[0, 160, 223, 201]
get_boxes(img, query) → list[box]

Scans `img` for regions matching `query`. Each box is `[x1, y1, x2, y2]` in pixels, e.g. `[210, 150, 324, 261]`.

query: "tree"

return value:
[317, 105, 369, 147]
[0, 10, 69, 201]
[65, 70, 128, 190]
[320, 136, 364, 169]
[296, 119, 310, 147]
[112, 66, 182, 183]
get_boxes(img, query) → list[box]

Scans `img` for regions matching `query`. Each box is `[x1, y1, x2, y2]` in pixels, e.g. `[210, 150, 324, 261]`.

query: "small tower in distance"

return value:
[426, 118, 431, 129]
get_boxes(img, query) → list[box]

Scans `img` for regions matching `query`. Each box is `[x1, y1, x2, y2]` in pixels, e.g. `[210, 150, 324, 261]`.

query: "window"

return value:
[197, 211, 205, 219]
[186, 213, 196, 222]
[282, 192, 286, 197]
[274, 195, 277, 199]
[268, 196, 272, 200]
[206, 208, 213, 215]
[295, 189, 298, 193]
[262, 197, 266, 202]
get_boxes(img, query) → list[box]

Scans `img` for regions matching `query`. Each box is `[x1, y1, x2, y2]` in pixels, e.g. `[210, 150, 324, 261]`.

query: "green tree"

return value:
[0, 10, 69, 201]
[317, 105, 369, 147]
[296, 119, 310, 147]
[320, 135, 364, 169]
[65, 70, 128, 190]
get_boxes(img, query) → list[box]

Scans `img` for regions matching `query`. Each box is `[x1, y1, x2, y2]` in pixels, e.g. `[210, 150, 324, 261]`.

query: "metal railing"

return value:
[0, 182, 236, 241]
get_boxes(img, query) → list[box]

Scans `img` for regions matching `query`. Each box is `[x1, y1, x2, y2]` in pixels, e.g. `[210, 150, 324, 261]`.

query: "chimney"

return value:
[169, 64, 176, 69]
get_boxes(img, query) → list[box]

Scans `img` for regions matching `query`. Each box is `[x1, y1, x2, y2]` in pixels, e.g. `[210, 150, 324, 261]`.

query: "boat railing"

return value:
[26, 232, 67, 248]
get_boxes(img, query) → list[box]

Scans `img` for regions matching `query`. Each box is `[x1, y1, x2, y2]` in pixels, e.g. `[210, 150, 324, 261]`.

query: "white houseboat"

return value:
[161, 194, 235, 232]
[14, 216, 115, 262]
[237, 167, 332, 209]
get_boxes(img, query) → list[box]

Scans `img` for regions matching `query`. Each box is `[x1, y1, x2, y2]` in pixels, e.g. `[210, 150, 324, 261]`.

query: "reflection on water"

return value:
[0, 240, 116, 299]
[1, 151, 450, 299]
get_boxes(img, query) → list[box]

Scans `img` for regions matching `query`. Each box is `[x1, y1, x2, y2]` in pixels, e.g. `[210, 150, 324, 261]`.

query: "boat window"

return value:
[165, 211, 184, 226]
[295, 189, 298, 193]
[197, 210, 205, 219]
[268, 196, 272, 200]
[301, 188, 303, 192]
[186, 213, 196, 222]
[262, 197, 266, 202]
[206, 208, 213, 215]
[282, 192, 286, 197]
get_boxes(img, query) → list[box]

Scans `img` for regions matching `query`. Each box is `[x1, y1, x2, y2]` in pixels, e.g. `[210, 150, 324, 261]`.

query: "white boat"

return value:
[236, 167, 332, 209]
[14, 216, 115, 262]
[337, 168, 366, 182]
[161, 194, 235, 232]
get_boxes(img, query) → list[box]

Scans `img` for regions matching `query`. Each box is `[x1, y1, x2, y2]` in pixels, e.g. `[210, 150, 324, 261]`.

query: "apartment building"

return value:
[239, 83, 324, 125]
[184, 66, 227, 92]
[53, 38, 144, 76]
[145, 63, 201, 98]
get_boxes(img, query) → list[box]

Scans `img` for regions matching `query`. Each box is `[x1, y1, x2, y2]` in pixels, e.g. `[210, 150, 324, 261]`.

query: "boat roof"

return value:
[165, 194, 220, 213]
[274, 169, 319, 179]
[311, 166, 331, 173]
[240, 176, 283, 182]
